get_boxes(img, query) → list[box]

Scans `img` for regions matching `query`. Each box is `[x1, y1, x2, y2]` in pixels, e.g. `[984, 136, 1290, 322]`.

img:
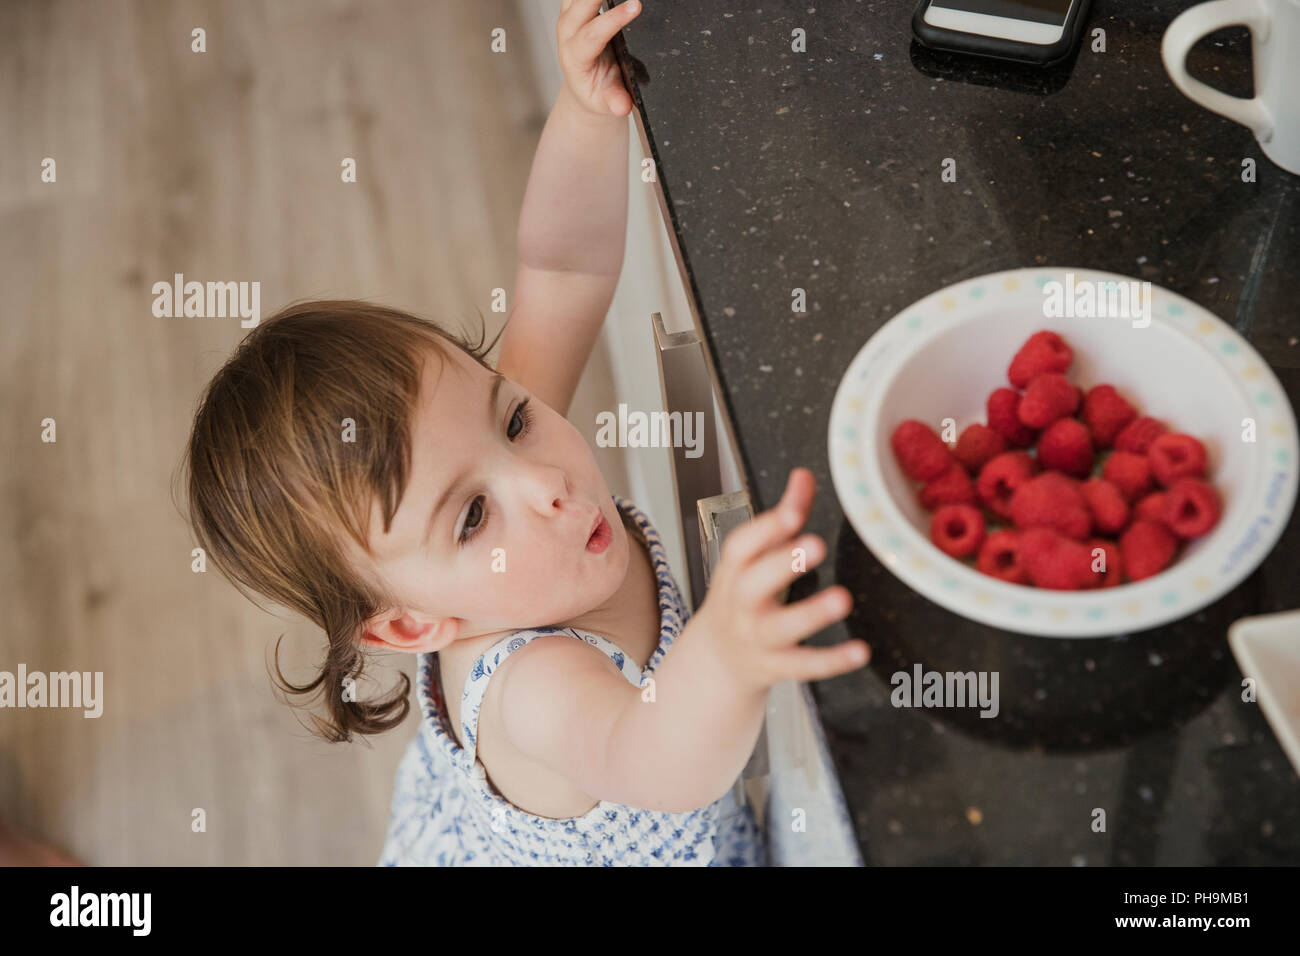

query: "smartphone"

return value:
[912, 0, 1092, 66]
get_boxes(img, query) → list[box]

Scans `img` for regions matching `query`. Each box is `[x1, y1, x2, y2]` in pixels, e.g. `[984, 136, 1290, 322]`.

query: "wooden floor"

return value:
[0, 0, 581, 864]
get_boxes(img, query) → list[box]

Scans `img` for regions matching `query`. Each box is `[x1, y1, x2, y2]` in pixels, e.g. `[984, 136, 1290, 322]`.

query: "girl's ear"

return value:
[358, 611, 460, 654]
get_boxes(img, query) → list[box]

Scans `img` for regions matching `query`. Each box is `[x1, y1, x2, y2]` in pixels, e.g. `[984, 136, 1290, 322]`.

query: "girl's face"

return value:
[357, 345, 630, 651]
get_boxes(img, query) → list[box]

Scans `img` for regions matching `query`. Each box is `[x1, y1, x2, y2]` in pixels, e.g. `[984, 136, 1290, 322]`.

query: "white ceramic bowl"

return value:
[827, 267, 1299, 637]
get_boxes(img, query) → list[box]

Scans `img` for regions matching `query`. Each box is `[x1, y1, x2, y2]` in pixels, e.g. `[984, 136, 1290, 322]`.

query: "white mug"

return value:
[1162, 0, 1300, 175]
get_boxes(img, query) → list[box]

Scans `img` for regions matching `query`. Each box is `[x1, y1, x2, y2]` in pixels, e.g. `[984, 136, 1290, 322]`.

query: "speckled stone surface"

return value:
[612, 0, 1300, 864]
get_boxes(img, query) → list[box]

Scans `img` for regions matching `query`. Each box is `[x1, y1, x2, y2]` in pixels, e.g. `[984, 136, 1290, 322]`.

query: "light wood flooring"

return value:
[0, 0, 599, 864]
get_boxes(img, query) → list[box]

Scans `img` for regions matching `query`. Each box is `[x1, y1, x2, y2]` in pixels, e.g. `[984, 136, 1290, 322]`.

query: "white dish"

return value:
[827, 267, 1299, 637]
[1228, 610, 1300, 776]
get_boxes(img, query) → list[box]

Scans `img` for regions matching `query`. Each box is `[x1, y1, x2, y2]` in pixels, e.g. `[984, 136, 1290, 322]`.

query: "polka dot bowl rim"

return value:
[827, 267, 1299, 638]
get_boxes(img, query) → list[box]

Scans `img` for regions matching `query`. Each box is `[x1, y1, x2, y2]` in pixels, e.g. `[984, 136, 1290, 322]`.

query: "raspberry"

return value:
[1008, 330, 1073, 389]
[1009, 472, 1092, 540]
[953, 423, 1006, 474]
[1120, 519, 1178, 581]
[976, 530, 1030, 584]
[1020, 527, 1093, 590]
[1162, 478, 1221, 538]
[1081, 384, 1138, 450]
[891, 419, 953, 481]
[987, 388, 1038, 447]
[1018, 373, 1081, 428]
[919, 463, 978, 510]
[1037, 418, 1095, 478]
[1101, 451, 1154, 501]
[1115, 416, 1167, 454]
[1148, 433, 1208, 487]
[1080, 478, 1130, 534]
[976, 451, 1038, 519]
[1082, 538, 1124, 588]
[930, 504, 985, 558]
[1134, 491, 1168, 524]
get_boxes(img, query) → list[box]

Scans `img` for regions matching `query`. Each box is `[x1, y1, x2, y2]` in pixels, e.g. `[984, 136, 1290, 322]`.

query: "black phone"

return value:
[912, 0, 1093, 67]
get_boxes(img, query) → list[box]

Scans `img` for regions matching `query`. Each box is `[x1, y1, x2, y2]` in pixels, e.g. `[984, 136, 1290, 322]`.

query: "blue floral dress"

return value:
[377, 495, 766, 866]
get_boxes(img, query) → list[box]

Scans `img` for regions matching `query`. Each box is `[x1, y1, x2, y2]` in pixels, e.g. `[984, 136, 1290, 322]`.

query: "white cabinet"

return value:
[517, 0, 860, 866]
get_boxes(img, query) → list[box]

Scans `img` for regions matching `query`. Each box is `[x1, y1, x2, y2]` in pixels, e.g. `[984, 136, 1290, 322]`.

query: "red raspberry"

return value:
[953, 423, 1006, 474]
[891, 419, 953, 481]
[1162, 478, 1221, 538]
[1020, 527, 1093, 590]
[1037, 418, 1095, 478]
[987, 388, 1038, 447]
[1018, 373, 1081, 429]
[1134, 491, 1168, 525]
[1120, 519, 1178, 581]
[976, 530, 1030, 584]
[1080, 478, 1130, 535]
[1009, 472, 1092, 540]
[976, 451, 1038, 519]
[1101, 451, 1154, 501]
[1082, 538, 1124, 588]
[1008, 330, 1073, 389]
[1148, 433, 1208, 487]
[1081, 384, 1138, 450]
[930, 504, 985, 558]
[1115, 416, 1167, 454]
[919, 463, 978, 510]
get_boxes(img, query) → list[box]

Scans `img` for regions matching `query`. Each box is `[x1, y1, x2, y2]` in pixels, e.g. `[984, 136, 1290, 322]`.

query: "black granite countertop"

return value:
[612, 0, 1300, 864]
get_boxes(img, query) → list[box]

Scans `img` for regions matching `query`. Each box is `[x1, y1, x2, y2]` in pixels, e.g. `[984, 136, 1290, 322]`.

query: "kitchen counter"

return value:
[611, 0, 1300, 864]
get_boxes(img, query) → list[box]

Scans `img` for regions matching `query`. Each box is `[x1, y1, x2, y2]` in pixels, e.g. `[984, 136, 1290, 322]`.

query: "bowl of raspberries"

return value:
[828, 268, 1298, 636]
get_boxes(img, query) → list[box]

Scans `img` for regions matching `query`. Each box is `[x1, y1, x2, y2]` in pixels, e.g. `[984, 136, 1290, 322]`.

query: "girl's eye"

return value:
[458, 398, 535, 547]
[459, 498, 484, 545]
[507, 398, 534, 440]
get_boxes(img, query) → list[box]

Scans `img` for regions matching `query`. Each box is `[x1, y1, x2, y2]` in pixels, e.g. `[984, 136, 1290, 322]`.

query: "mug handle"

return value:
[1161, 0, 1275, 142]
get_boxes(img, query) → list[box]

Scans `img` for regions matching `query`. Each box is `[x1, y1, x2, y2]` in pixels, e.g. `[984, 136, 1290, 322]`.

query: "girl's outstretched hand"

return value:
[692, 468, 869, 691]
[557, 0, 642, 117]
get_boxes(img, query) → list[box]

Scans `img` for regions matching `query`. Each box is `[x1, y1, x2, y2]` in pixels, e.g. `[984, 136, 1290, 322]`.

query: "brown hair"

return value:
[180, 299, 504, 743]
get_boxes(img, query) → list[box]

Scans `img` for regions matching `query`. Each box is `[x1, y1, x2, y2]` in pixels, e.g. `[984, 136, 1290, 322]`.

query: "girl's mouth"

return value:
[586, 514, 612, 554]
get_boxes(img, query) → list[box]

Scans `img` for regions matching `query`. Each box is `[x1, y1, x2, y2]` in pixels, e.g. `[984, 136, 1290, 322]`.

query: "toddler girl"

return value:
[182, 0, 867, 866]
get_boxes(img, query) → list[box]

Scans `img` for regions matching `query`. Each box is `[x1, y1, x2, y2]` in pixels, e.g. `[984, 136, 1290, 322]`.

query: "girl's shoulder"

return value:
[437, 628, 518, 751]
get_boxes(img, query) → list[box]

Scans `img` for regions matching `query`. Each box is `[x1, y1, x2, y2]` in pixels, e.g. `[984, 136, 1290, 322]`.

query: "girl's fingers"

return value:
[559, 0, 615, 41]
[720, 469, 814, 569]
[767, 639, 871, 683]
[758, 585, 854, 648]
[570, 0, 640, 65]
[734, 532, 826, 609]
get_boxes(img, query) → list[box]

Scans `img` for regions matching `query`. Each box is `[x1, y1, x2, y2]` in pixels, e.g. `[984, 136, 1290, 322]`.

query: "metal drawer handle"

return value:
[698, 492, 771, 788]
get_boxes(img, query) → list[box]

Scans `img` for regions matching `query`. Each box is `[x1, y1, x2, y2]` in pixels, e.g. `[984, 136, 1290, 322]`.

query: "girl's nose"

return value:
[518, 462, 572, 516]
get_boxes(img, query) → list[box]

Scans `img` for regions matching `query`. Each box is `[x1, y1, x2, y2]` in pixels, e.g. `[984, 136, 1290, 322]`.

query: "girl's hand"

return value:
[557, 0, 642, 117]
[692, 468, 869, 691]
